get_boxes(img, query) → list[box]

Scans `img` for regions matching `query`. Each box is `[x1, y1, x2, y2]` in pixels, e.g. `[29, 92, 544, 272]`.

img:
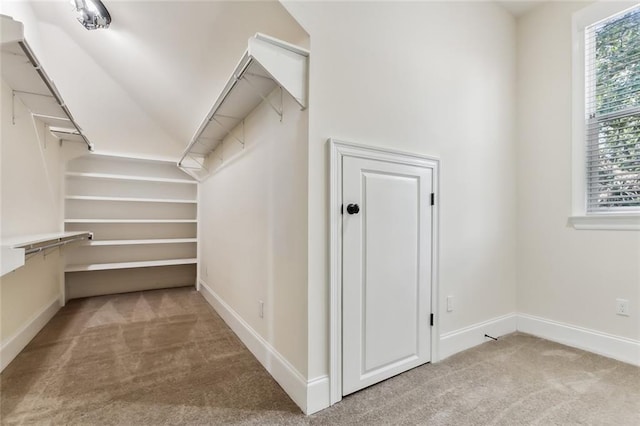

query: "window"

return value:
[572, 2, 640, 229]
[585, 6, 640, 213]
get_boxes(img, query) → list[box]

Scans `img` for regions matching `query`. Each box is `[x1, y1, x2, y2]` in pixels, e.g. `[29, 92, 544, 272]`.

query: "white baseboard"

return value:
[518, 313, 640, 367]
[306, 375, 330, 415]
[0, 296, 61, 372]
[198, 280, 328, 414]
[439, 313, 517, 360]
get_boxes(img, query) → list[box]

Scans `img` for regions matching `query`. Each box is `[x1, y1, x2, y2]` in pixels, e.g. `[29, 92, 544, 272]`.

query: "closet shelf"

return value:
[65, 219, 197, 224]
[1, 16, 92, 151]
[178, 33, 309, 181]
[1, 231, 92, 276]
[85, 238, 197, 246]
[65, 258, 197, 272]
[65, 172, 197, 185]
[65, 196, 196, 204]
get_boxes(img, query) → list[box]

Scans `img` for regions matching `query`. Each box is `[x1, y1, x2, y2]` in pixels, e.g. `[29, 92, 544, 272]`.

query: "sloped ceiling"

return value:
[10, 1, 308, 159]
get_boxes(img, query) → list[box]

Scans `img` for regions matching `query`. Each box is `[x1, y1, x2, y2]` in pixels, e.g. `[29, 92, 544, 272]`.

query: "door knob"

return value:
[346, 203, 360, 215]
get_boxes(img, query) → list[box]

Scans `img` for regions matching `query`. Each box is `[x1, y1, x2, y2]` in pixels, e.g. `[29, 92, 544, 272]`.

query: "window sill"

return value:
[568, 215, 640, 231]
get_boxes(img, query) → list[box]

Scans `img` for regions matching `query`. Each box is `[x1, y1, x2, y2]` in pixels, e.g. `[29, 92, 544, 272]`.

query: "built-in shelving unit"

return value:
[1, 15, 92, 150]
[64, 154, 197, 300]
[178, 33, 309, 181]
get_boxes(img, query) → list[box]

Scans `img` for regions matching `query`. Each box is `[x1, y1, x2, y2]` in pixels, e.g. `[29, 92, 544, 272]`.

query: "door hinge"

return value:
[341, 204, 343, 215]
[430, 313, 434, 326]
[430, 193, 435, 206]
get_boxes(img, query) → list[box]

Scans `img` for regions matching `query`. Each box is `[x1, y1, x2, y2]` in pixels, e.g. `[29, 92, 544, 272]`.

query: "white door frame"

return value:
[328, 138, 440, 405]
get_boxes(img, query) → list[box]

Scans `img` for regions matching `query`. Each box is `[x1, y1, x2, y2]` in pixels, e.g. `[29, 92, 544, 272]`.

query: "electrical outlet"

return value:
[616, 298, 629, 316]
[447, 296, 454, 312]
[259, 300, 264, 318]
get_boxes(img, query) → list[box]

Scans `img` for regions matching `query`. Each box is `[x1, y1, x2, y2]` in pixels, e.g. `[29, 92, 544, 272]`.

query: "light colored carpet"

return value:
[1, 288, 638, 425]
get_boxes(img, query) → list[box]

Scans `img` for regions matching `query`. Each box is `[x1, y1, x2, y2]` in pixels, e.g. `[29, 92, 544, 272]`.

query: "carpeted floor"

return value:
[1, 288, 638, 425]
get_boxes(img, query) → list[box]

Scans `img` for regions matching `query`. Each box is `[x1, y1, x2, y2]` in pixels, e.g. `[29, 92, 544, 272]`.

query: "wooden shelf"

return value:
[86, 238, 197, 246]
[65, 258, 197, 272]
[65, 219, 197, 224]
[66, 196, 196, 204]
[66, 172, 197, 185]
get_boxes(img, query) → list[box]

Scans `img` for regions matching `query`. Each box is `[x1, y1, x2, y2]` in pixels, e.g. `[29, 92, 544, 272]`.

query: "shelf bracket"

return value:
[211, 116, 245, 147]
[240, 74, 283, 121]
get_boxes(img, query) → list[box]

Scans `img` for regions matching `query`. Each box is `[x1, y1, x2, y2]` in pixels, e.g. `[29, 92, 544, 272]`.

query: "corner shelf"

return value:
[65, 258, 197, 272]
[178, 33, 309, 181]
[1, 15, 92, 151]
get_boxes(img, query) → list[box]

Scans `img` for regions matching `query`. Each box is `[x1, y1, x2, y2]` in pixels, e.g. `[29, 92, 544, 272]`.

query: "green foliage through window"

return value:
[587, 6, 640, 212]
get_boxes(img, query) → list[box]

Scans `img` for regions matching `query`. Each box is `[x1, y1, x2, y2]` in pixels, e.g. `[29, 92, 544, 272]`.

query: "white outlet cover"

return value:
[616, 298, 630, 316]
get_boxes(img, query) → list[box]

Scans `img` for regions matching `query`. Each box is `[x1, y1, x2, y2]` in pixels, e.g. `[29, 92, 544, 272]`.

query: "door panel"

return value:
[342, 156, 432, 395]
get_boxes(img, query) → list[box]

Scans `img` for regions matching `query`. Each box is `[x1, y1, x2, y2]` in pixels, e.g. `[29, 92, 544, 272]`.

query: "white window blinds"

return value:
[585, 5, 640, 213]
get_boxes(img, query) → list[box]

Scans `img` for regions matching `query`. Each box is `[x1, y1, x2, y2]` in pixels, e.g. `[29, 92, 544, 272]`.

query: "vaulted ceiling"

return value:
[2, 1, 308, 159]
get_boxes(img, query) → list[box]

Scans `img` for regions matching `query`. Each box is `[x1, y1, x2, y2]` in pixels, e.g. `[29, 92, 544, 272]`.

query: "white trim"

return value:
[328, 138, 440, 406]
[439, 313, 518, 360]
[569, 214, 640, 230]
[518, 313, 640, 367]
[0, 297, 61, 372]
[306, 375, 330, 415]
[198, 280, 325, 414]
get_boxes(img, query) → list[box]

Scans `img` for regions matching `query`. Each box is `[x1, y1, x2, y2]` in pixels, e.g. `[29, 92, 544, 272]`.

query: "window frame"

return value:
[570, 1, 640, 230]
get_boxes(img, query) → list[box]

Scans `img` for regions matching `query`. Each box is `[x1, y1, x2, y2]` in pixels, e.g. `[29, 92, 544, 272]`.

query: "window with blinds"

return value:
[585, 5, 640, 213]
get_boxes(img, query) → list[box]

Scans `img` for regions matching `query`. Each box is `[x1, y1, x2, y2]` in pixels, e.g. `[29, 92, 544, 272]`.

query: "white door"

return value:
[342, 155, 432, 396]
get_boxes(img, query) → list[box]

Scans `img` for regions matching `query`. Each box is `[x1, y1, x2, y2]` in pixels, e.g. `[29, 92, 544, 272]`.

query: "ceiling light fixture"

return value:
[71, 0, 111, 30]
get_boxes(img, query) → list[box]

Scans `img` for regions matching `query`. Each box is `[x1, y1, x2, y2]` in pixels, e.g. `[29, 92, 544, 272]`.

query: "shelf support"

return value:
[240, 74, 283, 121]
[211, 116, 245, 147]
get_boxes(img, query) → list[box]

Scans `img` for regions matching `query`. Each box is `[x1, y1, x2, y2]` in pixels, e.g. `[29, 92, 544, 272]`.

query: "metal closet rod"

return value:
[19, 232, 93, 255]
[17, 41, 93, 151]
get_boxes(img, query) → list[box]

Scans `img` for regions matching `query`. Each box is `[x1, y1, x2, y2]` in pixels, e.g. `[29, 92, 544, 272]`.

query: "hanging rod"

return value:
[17, 41, 93, 152]
[16, 232, 93, 255]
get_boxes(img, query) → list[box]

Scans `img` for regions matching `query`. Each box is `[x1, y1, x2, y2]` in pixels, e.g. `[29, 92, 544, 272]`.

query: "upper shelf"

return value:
[178, 33, 309, 181]
[0, 15, 92, 151]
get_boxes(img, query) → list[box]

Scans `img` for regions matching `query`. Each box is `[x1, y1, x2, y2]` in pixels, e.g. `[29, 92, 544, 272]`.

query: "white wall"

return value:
[517, 2, 640, 341]
[199, 89, 309, 377]
[283, 1, 518, 380]
[0, 78, 63, 349]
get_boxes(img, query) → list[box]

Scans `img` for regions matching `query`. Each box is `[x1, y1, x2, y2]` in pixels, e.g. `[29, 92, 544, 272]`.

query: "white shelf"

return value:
[65, 172, 197, 185]
[178, 33, 309, 181]
[65, 258, 197, 272]
[65, 219, 197, 224]
[1, 15, 92, 151]
[1, 231, 91, 248]
[66, 196, 196, 204]
[2, 231, 92, 276]
[86, 238, 197, 246]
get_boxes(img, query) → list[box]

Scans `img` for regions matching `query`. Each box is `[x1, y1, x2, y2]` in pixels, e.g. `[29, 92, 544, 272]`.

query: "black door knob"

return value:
[347, 203, 360, 215]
